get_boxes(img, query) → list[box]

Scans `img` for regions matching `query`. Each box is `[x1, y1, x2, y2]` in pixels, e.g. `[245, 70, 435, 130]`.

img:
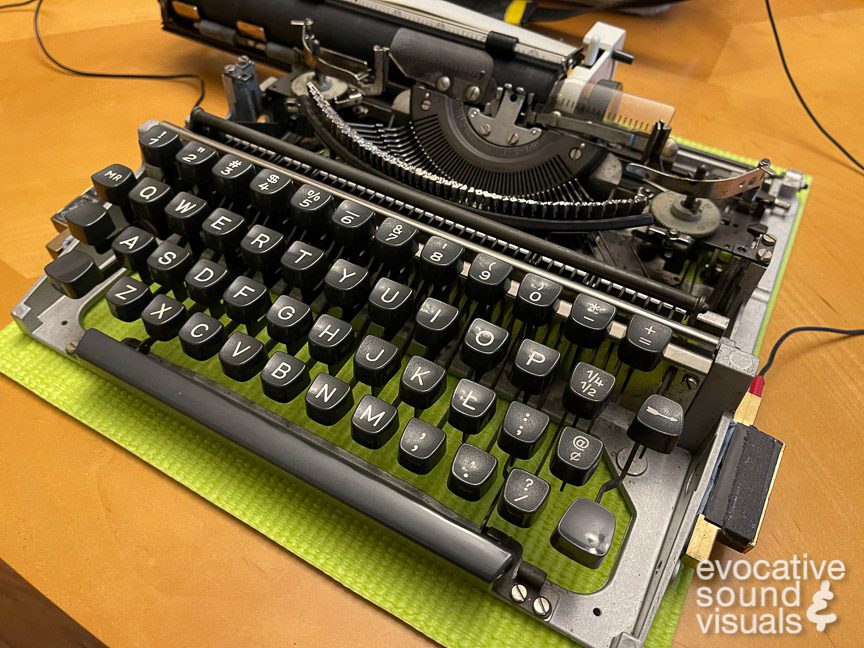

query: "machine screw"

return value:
[760, 233, 777, 247]
[682, 374, 699, 390]
[478, 123, 492, 136]
[569, 147, 582, 160]
[756, 248, 773, 263]
[507, 132, 520, 145]
[436, 76, 451, 92]
[533, 596, 552, 617]
[510, 584, 527, 603]
[420, 99, 431, 111]
[465, 85, 481, 101]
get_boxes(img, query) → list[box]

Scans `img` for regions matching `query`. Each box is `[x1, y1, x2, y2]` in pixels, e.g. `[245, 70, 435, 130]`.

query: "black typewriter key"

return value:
[129, 178, 173, 235]
[368, 278, 413, 330]
[184, 259, 231, 306]
[266, 296, 313, 346]
[351, 395, 400, 449]
[399, 356, 447, 410]
[223, 276, 271, 324]
[324, 259, 370, 311]
[308, 314, 355, 365]
[551, 428, 603, 486]
[353, 335, 400, 388]
[372, 217, 417, 266]
[281, 240, 327, 290]
[111, 226, 157, 277]
[290, 184, 334, 230]
[146, 241, 194, 291]
[449, 379, 496, 437]
[261, 352, 310, 403]
[219, 331, 267, 381]
[178, 312, 225, 360]
[250, 168, 293, 217]
[66, 202, 114, 250]
[91, 163, 136, 206]
[552, 498, 616, 568]
[418, 236, 464, 284]
[164, 192, 209, 239]
[211, 154, 256, 202]
[141, 294, 187, 340]
[240, 225, 286, 274]
[566, 294, 616, 348]
[628, 394, 684, 454]
[498, 402, 549, 460]
[398, 418, 446, 474]
[175, 141, 218, 186]
[448, 444, 498, 501]
[499, 469, 550, 528]
[305, 373, 354, 425]
[414, 298, 460, 350]
[44, 250, 102, 299]
[138, 124, 182, 169]
[466, 253, 512, 305]
[106, 277, 151, 322]
[564, 362, 615, 421]
[330, 200, 374, 248]
[201, 208, 247, 253]
[515, 273, 562, 326]
[511, 339, 560, 395]
[618, 314, 673, 372]
[461, 318, 509, 376]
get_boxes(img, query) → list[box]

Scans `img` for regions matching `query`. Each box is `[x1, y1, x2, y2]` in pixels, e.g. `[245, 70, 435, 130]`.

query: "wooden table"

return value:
[1, 1, 861, 646]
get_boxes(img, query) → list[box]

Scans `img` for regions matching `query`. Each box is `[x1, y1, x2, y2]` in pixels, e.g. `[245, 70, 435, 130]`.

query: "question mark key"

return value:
[498, 468, 550, 528]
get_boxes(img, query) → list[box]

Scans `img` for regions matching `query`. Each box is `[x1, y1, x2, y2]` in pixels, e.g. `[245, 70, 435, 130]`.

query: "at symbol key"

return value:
[550, 428, 603, 486]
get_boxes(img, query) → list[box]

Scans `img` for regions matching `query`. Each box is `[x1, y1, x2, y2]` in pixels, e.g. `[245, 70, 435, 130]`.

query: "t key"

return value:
[415, 298, 460, 351]
[618, 314, 673, 372]
[305, 373, 354, 425]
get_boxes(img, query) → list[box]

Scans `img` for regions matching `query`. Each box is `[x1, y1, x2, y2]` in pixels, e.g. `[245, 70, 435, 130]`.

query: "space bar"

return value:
[75, 329, 515, 582]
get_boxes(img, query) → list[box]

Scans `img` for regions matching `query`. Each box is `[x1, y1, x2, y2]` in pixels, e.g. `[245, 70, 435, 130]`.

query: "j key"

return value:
[219, 331, 267, 381]
[147, 241, 194, 290]
[414, 298, 460, 350]
[418, 236, 464, 284]
[308, 314, 355, 365]
[164, 192, 209, 239]
[223, 276, 271, 324]
[515, 273, 562, 326]
[305, 373, 354, 425]
[281, 241, 326, 290]
[551, 428, 603, 486]
[175, 141, 218, 186]
[261, 352, 310, 403]
[291, 184, 333, 230]
[44, 250, 102, 299]
[372, 217, 417, 266]
[138, 124, 181, 169]
[448, 444, 498, 501]
[618, 314, 673, 372]
[368, 277, 413, 330]
[330, 200, 374, 248]
[250, 168, 293, 217]
[461, 318, 509, 376]
[353, 335, 400, 388]
[449, 379, 496, 437]
[628, 394, 684, 454]
[552, 498, 616, 568]
[141, 294, 187, 340]
[106, 277, 151, 322]
[498, 402, 550, 460]
[240, 225, 286, 274]
[466, 253, 512, 305]
[324, 259, 370, 311]
[66, 202, 114, 251]
[351, 394, 400, 449]
[565, 294, 616, 348]
[266, 296, 313, 346]
[510, 339, 560, 395]
[211, 154, 256, 202]
[129, 178, 173, 235]
[564, 362, 615, 421]
[178, 312, 225, 360]
[399, 356, 447, 410]
[398, 418, 447, 475]
[201, 208, 247, 253]
[184, 259, 231, 306]
[498, 468, 550, 528]
[91, 163, 136, 206]
[111, 226, 157, 276]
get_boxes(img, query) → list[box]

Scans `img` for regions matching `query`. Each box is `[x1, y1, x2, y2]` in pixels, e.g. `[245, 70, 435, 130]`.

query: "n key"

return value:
[306, 373, 354, 425]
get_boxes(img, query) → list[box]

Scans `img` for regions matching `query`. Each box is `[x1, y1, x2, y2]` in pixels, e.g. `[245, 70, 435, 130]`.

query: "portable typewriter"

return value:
[12, 1, 800, 646]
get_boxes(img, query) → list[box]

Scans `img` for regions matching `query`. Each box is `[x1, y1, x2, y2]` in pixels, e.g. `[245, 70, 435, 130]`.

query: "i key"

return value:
[353, 335, 400, 388]
[448, 444, 498, 501]
[515, 273, 562, 326]
[510, 339, 560, 395]
[618, 314, 673, 372]
[398, 418, 447, 474]
[466, 253, 512, 305]
[498, 468, 550, 527]
[305, 373, 354, 425]
[550, 428, 604, 486]
[498, 402, 550, 460]
[106, 277, 151, 322]
[461, 318, 509, 376]
[351, 395, 400, 449]
[448, 379, 496, 438]
[414, 298, 460, 351]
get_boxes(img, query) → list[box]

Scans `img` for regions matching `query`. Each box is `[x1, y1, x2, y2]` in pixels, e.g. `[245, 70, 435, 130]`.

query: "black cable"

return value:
[759, 326, 864, 377]
[32, 0, 205, 108]
[0, 0, 35, 8]
[765, 0, 864, 174]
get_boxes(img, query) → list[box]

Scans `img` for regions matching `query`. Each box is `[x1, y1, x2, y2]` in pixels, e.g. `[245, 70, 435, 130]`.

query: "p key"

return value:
[510, 339, 560, 395]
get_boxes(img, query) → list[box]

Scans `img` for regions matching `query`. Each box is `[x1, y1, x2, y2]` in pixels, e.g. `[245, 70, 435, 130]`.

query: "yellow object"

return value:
[504, 0, 528, 25]
[683, 515, 720, 569]
[734, 391, 762, 426]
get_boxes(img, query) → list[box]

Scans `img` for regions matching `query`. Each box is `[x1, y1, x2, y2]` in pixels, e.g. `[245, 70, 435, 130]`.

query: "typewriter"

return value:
[12, 1, 799, 646]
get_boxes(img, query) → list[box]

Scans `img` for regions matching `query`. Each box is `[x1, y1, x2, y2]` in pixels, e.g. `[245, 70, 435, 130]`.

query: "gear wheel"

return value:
[651, 191, 722, 238]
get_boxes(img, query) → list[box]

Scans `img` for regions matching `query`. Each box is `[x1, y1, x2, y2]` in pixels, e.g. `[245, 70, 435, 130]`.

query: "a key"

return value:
[250, 168, 293, 217]
[324, 259, 370, 312]
[448, 444, 498, 501]
[305, 373, 354, 425]
[111, 226, 157, 277]
[184, 259, 231, 306]
[368, 278, 413, 330]
[141, 294, 187, 340]
[330, 200, 374, 248]
[461, 318, 509, 376]
[466, 253, 512, 305]
[138, 124, 182, 169]
[372, 217, 417, 266]
[223, 276, 271, 324]
[498, 468, 550, 527]
[219, 331, 267, 381]
[510, 339, 560, 395]
[240, 225, 286, 274]
[618, 314, 672, 372]
[399, 356, 446, 410]
[564, 362, 615, 421]
[418, 236, 464, 284]
[178, 312, 225, 360]
[308, 314, 355, 365]
[106, 277, 151, 322]
[147, 241, 194, 291]
[290, 184, 333, 230]
[627, 394, 684, 454]
[551, 498, 616, 568]
[211, 154, 256, 202]
[175, 141, 218, 186]
[128, 178, 173, 235]
[565, 294, 616, 348]
[398, 418, 446, 474]
[448, 379, 496, 437]
[44, 250, 102, 299]
[91, 163, 136, 206]
[260, 352, 310, 402]
[66, 202, 114, 251]
[265, 296, 313, 346]
[281, 241, 327, 290]
[514, 273, 562, 326]
[351, 394, 400, 449]
[497, 402, 549, 460]
[414, 298, 460, 351]
[201, 208, 247, 253]
[353, 335, 400, 388]
[550, 428, 603, 486]
[164, 192, 210, 240]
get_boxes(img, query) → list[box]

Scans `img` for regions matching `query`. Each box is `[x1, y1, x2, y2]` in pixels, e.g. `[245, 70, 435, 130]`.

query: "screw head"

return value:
[682, 374, 699, 390]
[465, 85, 481, 102]
[569, 147, 582, 160]
[533, 596, 551, 617]
[507, 132, 520, 145]
[510, 584, 527, 603]
[478, 123, 491, 136]
[420, 99, 432, 111]
[436, 76, 451, 92]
